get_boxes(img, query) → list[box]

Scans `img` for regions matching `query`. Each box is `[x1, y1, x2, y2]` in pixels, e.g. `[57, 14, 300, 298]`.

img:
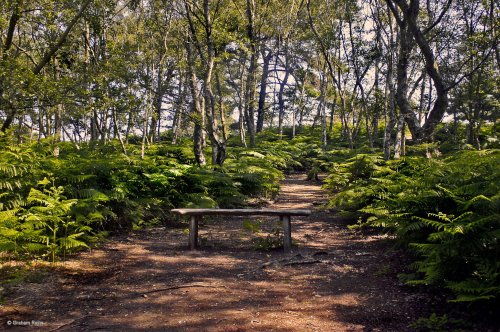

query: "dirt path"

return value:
[1, 174, 435, 331]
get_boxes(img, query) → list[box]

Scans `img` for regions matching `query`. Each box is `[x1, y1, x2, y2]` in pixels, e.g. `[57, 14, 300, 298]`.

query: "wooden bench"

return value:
[170, 208, 311, 252]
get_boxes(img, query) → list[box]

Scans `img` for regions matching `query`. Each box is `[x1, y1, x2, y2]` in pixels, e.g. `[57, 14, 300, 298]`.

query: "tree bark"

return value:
[244, 0, 257, 146]
[383, 3, 397, 160]
[185, 33, 206, 166]
[256, 48, 272, 133]
[278, 43, 291, 137]
[387, 0, 450, 141]
[172, 72, 185, 145]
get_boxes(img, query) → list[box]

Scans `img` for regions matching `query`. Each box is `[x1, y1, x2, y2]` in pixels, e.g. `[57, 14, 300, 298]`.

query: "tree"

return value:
[1, 0, 94, 132]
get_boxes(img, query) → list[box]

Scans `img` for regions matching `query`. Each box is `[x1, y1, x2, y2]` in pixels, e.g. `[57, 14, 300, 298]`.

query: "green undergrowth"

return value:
[324, 149, 500, 306]
[0, 134, 297, 262]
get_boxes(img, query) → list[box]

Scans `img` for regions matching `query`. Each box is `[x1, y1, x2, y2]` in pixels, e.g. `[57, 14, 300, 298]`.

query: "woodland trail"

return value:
[1, 173, 436, 331]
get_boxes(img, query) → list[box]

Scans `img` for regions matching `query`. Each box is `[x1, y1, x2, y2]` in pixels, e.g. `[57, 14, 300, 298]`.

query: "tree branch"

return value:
[32, 0, 93, 75]
[423, 0, 453, 34]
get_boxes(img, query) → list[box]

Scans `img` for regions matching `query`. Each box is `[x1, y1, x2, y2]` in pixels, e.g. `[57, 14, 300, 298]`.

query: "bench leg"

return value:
[282, 215, 292, 253]
[189, 216, 199, 250]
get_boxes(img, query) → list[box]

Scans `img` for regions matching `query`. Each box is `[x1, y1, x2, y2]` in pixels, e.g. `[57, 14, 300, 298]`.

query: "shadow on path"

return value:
[1, 173, 436, 331]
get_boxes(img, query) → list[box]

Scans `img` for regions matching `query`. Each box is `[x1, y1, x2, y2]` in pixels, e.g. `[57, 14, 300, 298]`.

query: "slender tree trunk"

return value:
[215, 68, 228, 141]
[319, 74, 327, 148]
[393, 113, 404, 159]
[172, 72, 185, 145]
[199, 1, 226, 167]
[53, 59, 62, 157]
[384, 3, 397, 160]
[112, 108, 128, 156]
[244, 0, 257, 146]
[239, 65, 247, 147]
[278, 44, 291, 137]
[257, 48, 272, 133]
[329, 89, 337, 135]
[186, 39, 206, 166]
[141, 105, 149, 158]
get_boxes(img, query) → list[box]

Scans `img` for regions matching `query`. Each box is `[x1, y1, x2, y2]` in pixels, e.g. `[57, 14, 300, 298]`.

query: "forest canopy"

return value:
[0, 0, 497, 160]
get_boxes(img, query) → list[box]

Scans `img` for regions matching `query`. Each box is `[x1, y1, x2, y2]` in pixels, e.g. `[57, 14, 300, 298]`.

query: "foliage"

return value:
[325, 150, 500, 304]
[242, 219, 284, 251]
[409, 313, 469, 332]
[0, 179, 93, 262]
[0, 136, 287, 261]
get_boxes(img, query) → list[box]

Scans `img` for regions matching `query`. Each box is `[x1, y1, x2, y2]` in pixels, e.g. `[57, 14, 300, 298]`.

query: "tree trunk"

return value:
[185, 34, 206, 166]
[112, 108, 128, 156]
[200, 1, 226, 167]
[393, 113, 404, 159]
[244, 0, 257, 146]
[215, 68, 228, 141]
[319, 74, 327, 148]
[172, 72, 185, 145]
[257, 48, 272, 133]
[278, 44, 291, 137]
[383, 3, 397, 160]
[388, 0, 450, 141]
[394, 13, 415, 142]
[150, 64, 174, 143]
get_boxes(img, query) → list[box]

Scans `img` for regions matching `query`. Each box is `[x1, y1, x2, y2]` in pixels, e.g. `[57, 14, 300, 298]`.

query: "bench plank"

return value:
[171, 208, 311, 216]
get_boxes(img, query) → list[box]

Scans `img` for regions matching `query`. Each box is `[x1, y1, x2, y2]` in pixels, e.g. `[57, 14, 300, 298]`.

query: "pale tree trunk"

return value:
[53, 58, 62, 157]
[201, 1, 226, 166]
[185, 37, 206, 166]
[394, 14, 414, 147]
[239, 65, 247, 147]
[278, 43, 291, 137]
[383, 75, 397, 160]
[184, 0, 226, 166]
[383, 3, 397, 160]
[329, 90, 336, 135]
[215, 68, 228, 141]
[371, 16, 382, 148]
[393, 113, 404, 159]
[319, 74, 327, 148]
[172, 72, 185, 145]
[418, 71, 426, 124]
[125, 102, 133, 144]
[141, 102, 149, 159]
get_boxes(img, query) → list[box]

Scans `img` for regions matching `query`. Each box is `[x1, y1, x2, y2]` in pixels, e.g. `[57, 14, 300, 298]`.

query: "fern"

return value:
[325, 149, 500, 304]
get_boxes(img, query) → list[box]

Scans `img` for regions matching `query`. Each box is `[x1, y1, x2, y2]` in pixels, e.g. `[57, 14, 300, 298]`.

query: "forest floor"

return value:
[1, 173, 467, 331]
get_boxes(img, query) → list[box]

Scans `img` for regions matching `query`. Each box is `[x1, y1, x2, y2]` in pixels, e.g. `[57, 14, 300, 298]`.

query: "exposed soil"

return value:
[0, 174, 461, 331]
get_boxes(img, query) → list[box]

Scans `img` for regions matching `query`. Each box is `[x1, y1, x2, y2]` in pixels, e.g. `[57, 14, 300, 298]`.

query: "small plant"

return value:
[242, 219, 262, 233]
[409, 313, 469, 332]
[23, 179, 90, 262]
[252, 228, 284, 251]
